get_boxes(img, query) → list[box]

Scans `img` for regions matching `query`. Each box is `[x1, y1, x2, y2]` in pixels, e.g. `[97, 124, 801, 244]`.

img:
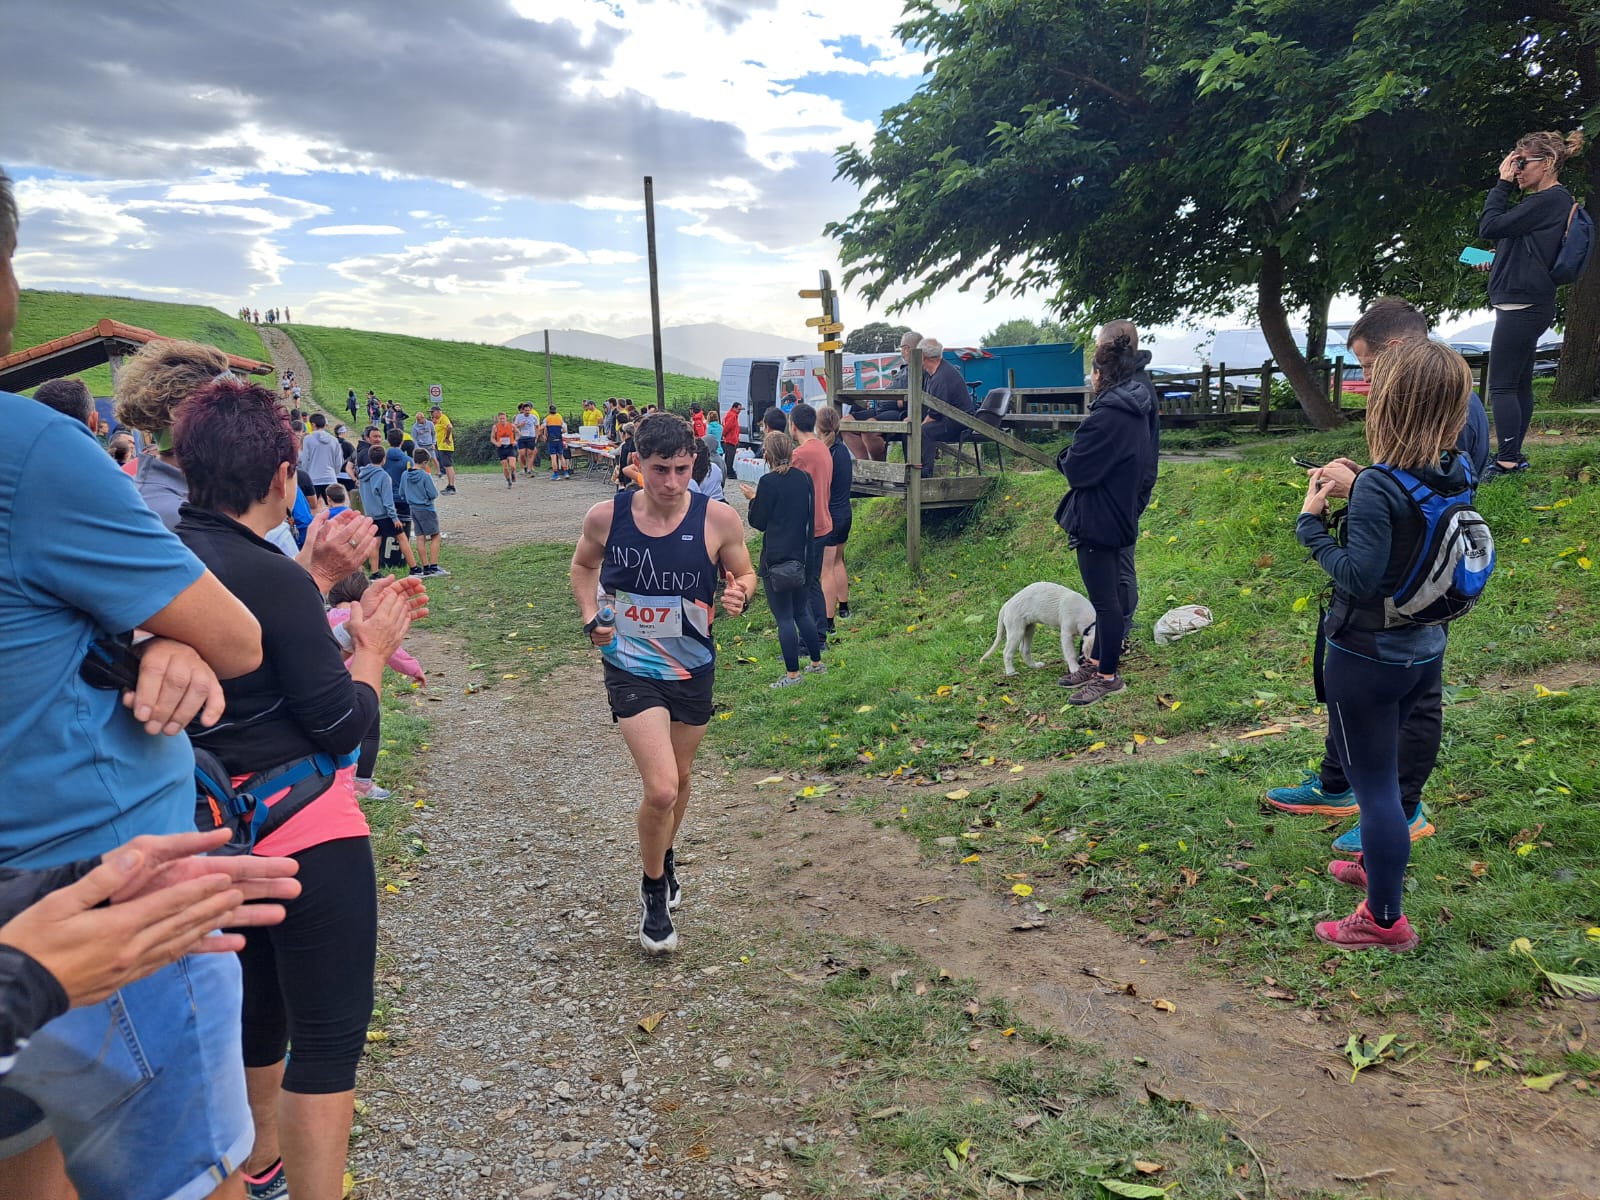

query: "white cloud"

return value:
[307, 224, 408, 236]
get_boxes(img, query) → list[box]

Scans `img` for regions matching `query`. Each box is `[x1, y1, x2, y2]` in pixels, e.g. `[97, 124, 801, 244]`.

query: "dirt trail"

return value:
[258, 326, 313, 404]
[353, 619, 1599, 1200]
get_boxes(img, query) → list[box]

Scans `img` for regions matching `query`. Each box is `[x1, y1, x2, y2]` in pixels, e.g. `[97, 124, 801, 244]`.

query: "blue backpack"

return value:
[1551, 203, 1595, 286]
[1370, 463, 1495, 626]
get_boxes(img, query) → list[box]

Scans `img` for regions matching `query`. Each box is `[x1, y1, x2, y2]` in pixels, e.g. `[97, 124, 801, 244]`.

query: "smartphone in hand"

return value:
[1292, 455, 1324, 470]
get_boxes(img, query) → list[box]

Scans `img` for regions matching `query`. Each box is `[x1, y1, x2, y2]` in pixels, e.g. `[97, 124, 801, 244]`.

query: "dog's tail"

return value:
[979, 607, 1005, 662]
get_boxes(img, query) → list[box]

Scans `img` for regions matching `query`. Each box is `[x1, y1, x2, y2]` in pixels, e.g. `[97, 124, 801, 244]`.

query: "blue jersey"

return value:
[599, 491, 716, 680]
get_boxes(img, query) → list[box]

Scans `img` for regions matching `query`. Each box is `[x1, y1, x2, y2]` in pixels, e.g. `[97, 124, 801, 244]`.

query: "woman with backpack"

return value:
[1297, 339, 1481, 952]
[1478, 129, 1585, 478]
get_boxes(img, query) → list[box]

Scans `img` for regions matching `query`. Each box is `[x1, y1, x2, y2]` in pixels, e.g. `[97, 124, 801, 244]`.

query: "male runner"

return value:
[514, 402, 541, 476]
[570, 413, 757, 953]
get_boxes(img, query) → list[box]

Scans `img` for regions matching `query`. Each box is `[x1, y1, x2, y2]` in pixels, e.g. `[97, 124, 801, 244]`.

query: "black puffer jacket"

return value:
[1055, 353, 1160, 550]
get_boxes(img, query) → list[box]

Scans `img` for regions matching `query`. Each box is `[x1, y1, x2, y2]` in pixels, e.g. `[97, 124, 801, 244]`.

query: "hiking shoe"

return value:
[1068, 673, 1126, 706]
[1264, 771, 1358, 817]
[444, 485, 456, 494]
[804, 661, 828, 674]
[1331, 805, 1434, 856]
[770, 673, 804, 689]
[1314, 900, 1418, 952]
[1057, 661, 1098, 688]
[664, 847, 682, 912]
[1328, 855, 1367, 891]
[639, 876, 677, 954]
[244, 1160, 288, 1199]
[354, 779, 392, 801]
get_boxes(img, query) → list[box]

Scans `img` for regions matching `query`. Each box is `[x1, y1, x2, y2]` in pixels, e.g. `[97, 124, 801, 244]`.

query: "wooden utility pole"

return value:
[543, 329, 554, 411]
[643, 176, 666, 409]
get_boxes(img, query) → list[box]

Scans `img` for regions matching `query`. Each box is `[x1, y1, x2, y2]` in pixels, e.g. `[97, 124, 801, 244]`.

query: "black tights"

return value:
[1488, 303, 1554, 461]
[766, 583, 822, 673]
[1076, 544, 1129, 676]
[357, 708, 381, 778]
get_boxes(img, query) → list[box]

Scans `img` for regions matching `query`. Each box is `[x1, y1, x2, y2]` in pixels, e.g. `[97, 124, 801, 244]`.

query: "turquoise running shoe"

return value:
[1264, 771, 1358, 817]
[1331, 806, 1435, 857]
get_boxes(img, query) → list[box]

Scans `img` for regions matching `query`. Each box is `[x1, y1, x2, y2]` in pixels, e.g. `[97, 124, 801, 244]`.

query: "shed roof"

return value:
[0, 319, 272, 394]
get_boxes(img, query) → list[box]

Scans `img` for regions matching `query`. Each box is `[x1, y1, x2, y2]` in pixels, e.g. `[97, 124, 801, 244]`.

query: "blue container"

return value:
[946, 342, 1086, 403]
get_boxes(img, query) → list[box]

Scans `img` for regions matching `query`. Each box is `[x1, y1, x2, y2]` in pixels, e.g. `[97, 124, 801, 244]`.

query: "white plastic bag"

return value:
[1153, 604, 1213, 644]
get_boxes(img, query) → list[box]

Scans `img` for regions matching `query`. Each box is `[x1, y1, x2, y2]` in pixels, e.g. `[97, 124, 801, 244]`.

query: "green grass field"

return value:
[283, 322, 715, 425]
[11, 290, 269, 398]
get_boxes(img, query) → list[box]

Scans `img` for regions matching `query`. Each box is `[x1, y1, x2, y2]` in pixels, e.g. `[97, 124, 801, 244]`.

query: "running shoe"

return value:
[664, 847, 682, 911]
[1056, 662, 1097, 688]
[1482, 456, 1529, 482]
[427, 564, 451, 577]
[354, 779, 392, 800]
[444, 485, 456, 494]
[639, 876, 677, 953]
[1314, 900, 1418, 952]
[1067, 673, 1125, 706]
[1264, 771, 1358, 817]
[770, 674, 804, 689]
[244, 1160, 288, 1199]
[1331, 806, 1434, 856]
[804, 661, 828, 674]
[1327, 855, 1367, 891]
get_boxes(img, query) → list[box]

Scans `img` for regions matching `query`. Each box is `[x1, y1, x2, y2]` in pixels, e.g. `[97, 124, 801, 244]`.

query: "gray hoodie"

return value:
[135, 453, 188, 532]
[358, 461, 396, 520]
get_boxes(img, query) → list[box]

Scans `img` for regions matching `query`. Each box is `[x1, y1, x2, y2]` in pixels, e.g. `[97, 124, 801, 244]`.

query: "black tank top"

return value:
[599, 491, 717, 679]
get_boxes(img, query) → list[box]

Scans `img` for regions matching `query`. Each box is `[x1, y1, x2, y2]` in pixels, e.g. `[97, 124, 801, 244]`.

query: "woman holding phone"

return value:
[1478, 129, 1584, 478]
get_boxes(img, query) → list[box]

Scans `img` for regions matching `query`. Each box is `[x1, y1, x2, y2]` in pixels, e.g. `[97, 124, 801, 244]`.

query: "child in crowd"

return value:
[493, 411, 517, 487]
[326, 571, 426, 800]
[359, 444, 419, 576]
[324, 481, 350, 517]
[403, 448, 449, 577]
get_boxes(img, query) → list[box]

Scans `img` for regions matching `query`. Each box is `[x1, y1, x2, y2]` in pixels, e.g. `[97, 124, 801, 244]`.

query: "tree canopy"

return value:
[843, 321, 914, 354]
[981, 317, 1072, 348]
[829, 1, 1593, 425]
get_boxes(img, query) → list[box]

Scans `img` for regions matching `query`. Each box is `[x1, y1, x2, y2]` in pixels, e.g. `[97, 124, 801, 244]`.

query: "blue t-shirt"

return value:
[0, 394, 205, 867]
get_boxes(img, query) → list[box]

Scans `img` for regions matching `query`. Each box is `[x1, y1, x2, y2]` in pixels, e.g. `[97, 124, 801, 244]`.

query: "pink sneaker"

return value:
[1315, 900, 1418, 952]
[1327, 855, 1367, 891]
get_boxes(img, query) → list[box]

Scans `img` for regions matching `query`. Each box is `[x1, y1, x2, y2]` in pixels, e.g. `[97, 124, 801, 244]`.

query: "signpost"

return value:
[428, 383, 442, 404]
[798, 270, 844, 406]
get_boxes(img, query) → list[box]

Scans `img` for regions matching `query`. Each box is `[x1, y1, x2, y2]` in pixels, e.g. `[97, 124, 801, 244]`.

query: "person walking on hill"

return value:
[570, 413, 756, 954]
[347, 388, 360, 424]
[1477, 129, 1584, 479]
[300, 412, 344, 501]
[816, 405, 854, 628]
[788, 403, 833, 637]
[1053, 330, 1159, 706]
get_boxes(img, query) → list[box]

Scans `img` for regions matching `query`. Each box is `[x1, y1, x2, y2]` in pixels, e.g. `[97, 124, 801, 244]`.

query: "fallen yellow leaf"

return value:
[755, 775, 786, 786]
[1238, 725, 1286, 739]
[1579, 557, 1593, 571]
[1152, 999, 1176, 1014]
[637, 1011, 667, 1034]
[936, 684, 953, 697]
[1008, 764, 1026, 773]
[961, 853, 981, 864]
[1086, 741, 1106, 752]
[856, 704, 875, 713]
[1011, 883, 1034, 897]
[1533, 684, 1569, 698]
[945, 788, 972, 801]
[366, 1029, 388, 1043]
[343, 1171, 356, 1198]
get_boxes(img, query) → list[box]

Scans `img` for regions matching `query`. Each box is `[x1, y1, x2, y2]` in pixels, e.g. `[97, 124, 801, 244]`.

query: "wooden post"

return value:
[1477, 355, 1489, 401]
[906, 347, 924, 572]
[643, 176, 666, 409]
[1217, 362, 1227, 412]
[543, 329, 554, 412]
[1332, 354, 1345, 410]
[1200, 363, 1212, 411]
[1257, 360, 1274, 432]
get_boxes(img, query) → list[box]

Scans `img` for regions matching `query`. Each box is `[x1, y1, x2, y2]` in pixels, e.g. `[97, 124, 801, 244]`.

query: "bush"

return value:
[449, 416, 500, 466]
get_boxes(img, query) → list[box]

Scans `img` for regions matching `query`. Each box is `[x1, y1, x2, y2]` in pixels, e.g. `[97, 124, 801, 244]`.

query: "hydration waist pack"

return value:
[1335, 463, 1494, 630]
[194, 747, 357, 855]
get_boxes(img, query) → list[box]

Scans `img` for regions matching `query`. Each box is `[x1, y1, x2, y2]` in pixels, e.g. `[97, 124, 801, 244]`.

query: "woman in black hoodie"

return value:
[1478, 129, 1584, 478]
[1054, 332, 1159, 706]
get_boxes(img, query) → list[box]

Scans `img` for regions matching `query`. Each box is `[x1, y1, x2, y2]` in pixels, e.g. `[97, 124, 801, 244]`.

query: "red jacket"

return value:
[691, 412, 707, 438]
[721, 410, 740, 445]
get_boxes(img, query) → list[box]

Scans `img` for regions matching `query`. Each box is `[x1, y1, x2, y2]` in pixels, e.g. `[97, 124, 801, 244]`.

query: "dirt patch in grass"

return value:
[711, 763, 1600, 1200]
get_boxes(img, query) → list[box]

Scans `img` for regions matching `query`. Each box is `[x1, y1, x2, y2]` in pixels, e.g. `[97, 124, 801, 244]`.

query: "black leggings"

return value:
[1324, 645, 1442, 924]
[1321, 664, 1441, 819]
[1488, 302, 1554, 460]
[723, 443, 738, 480]
[806, 535, 828, 631]
[766, 580, 822, 673]
[1076, 543, 1129, 676]
[357, 709, 381, 778]
[238, 836, 377, 1094]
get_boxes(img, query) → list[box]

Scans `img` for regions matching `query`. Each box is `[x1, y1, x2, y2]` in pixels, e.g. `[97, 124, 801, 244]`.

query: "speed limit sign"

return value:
[428, 383, 442, 401]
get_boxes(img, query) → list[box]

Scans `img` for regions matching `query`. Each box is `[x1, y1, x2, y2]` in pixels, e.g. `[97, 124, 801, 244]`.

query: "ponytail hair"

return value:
[1091, 334, 1140, 393]
[1517, 128, 1586, 174]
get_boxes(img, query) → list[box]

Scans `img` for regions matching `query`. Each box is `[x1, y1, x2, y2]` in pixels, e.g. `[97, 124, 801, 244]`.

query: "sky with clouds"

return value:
[0, 0, 1077, 350]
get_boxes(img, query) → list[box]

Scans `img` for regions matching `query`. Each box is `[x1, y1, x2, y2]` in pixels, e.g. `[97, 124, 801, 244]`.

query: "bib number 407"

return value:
[623, 605, 673, 625]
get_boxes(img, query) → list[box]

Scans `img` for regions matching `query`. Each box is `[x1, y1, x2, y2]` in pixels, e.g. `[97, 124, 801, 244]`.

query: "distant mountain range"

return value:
[505, 322, 816, 379]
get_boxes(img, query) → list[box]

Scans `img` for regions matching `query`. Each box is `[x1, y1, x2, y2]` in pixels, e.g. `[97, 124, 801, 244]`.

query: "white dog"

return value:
[979, 582, 1098, 676]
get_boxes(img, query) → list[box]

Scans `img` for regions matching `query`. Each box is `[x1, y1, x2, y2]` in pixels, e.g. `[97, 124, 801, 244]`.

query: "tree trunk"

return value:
[1553, 150, 1600, 405]
[1305, 290, 1331, 363]
[1258, 246, 1345, 430]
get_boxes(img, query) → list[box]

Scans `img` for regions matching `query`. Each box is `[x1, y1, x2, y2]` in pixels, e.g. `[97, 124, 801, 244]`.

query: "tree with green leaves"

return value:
[980, 317, 1072, 347]
[829, 1, 1586, 428]
[843, 321, 913, 354]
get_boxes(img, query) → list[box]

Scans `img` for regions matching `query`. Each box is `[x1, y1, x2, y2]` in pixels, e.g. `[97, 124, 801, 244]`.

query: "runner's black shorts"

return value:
[826, 508, 852, 546]
[435, 449, 453, 468]
[517, 437, 538, 450]
[372, 516, 403, 539]
[497, 444, 516, 460]
[603, 662, 714, 726]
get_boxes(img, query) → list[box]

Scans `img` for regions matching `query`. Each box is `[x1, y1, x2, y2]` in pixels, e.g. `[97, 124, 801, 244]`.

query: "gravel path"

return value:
[349, 648, 812, 1200]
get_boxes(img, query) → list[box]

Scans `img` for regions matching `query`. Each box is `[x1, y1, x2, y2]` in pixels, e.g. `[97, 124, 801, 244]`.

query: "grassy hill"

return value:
[283, 323, 716, 425]
[12, 290, 269, 397]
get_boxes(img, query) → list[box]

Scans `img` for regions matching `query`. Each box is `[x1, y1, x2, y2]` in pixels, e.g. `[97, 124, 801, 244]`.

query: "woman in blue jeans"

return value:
[742, 432, 823, 688]
[1296, 339, 1478, 952]
[1478, 129, 1584, 477]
